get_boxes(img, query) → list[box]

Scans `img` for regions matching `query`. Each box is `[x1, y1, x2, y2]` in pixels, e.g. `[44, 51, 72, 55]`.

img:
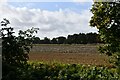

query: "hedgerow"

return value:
[15, 62, 120, 80]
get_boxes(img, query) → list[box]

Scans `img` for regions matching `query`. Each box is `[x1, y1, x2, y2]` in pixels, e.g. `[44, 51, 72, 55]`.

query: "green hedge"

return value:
[3, 62, 120, 80]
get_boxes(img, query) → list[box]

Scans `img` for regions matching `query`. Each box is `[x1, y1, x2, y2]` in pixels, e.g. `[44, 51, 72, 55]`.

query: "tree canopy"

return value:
[1, 19, 38, 79]
[90, 1, 120, 69]
[32, 33, 101, 44]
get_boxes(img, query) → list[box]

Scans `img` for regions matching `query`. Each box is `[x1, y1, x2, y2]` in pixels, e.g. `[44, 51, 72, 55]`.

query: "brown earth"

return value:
[29, 44, 110, 66]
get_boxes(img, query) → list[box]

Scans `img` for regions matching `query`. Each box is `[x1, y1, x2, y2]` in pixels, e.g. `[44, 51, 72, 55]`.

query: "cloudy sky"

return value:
[0, 0, 98, 39]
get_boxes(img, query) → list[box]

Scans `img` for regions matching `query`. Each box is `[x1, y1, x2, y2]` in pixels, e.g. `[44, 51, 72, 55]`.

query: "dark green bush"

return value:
[16, 62, 120, 80]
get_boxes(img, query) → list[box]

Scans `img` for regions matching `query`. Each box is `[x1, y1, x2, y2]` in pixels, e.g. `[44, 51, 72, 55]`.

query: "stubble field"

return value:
[29, 44, 110, 66]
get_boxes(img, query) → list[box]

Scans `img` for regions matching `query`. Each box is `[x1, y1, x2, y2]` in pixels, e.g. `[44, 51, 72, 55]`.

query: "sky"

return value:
[0, 0, 98, 39]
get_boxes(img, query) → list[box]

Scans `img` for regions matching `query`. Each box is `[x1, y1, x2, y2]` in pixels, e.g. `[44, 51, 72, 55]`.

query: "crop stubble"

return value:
[29, 44, 110, 66]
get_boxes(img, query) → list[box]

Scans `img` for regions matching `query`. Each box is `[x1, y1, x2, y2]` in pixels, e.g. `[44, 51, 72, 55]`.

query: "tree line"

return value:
[33, 33, 102, 44]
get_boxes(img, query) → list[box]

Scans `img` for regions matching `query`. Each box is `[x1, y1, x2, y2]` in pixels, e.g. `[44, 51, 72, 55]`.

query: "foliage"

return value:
[51, 38, 58, 44]
[90, 2, 120, 69]
[0, 18, 38, 79]
[33, 33, 101, 44]
[57, 36, 66, 44]
[33, 37, 41, 44]
[10, 62, 120, 80]
[43, 37, 51, 44]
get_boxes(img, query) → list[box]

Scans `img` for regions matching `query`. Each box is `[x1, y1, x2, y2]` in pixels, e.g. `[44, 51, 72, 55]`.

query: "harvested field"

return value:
[30, 44, 99, 53]
[29, 44, 110, 66]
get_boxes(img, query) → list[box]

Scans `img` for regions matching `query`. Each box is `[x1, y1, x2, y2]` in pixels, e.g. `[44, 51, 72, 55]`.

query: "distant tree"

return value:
[66, 33, 99, 44]
[1, 18, 38, 79]
[39, 40, 44, 44]
[33, 37, 40, 44]
[51, 38, 58, 44]
[78, 33, 87, 44]
[90, 1, 120, 72]
[66, 35, 73, 44]
[31, 33, 100, 44]
[43, 37, 51, 44]
[72, 34, 79, 44]
[57, 36, 66, 44]
[86, 33, 98, 43]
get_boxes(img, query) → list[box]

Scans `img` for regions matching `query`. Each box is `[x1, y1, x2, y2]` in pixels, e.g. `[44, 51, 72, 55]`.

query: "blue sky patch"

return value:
[8, 2, 92, 12]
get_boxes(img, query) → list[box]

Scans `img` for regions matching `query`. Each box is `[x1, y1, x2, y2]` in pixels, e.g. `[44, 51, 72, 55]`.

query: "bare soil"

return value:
[29, 44, 110, 66]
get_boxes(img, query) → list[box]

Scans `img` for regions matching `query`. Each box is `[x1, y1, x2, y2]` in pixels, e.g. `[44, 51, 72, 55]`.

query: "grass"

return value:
[29, 44, 111, 66]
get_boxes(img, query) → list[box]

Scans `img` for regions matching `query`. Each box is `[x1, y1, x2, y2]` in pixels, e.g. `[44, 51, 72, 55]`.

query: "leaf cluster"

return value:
[90, 2, 120, 68]
[10, 62, 120, 80]
[1, 19, 39, 79]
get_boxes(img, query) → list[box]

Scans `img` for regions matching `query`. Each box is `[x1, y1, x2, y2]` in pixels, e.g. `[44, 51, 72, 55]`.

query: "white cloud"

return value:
[0, 0, 7, 3]
[0, 0, 7, 9]
[0, 3, 98, 39]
